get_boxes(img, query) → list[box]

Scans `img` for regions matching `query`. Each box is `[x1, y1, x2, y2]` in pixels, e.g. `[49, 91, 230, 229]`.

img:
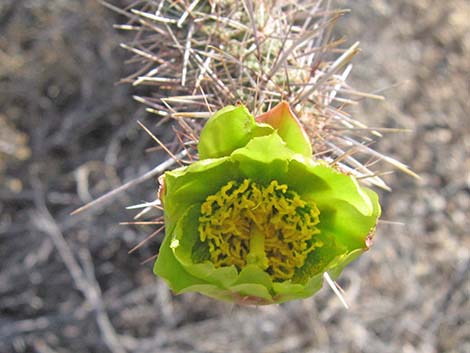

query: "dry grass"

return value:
[0, 1, 468, 353]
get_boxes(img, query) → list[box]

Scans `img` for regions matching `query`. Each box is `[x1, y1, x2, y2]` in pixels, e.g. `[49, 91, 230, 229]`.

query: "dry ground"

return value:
[1, 1, 468, 353]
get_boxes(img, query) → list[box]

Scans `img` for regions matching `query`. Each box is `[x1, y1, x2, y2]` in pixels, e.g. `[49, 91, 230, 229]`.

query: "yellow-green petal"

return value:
[198, 104, 273, 160]
[256, 101, 312, 157]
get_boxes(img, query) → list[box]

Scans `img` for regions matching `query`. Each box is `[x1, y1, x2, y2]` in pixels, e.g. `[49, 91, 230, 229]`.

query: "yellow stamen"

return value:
[198, 179, 322, 281]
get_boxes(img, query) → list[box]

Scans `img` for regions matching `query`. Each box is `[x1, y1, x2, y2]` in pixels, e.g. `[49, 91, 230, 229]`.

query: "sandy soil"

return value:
[1, 1, 468, 352]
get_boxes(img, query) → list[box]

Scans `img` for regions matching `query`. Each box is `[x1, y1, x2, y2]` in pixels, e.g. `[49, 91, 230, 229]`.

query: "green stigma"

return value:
[197, 179, 323, 281]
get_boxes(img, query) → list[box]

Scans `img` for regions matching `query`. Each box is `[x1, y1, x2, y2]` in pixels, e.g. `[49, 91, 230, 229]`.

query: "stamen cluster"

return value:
[198, 179, 322, 281]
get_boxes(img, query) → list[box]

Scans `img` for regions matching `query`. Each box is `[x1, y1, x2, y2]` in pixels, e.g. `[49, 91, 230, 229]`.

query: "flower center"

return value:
[198, 179, 322, 281]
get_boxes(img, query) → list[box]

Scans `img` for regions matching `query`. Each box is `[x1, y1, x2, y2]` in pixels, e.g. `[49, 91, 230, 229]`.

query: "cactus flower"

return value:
[154, 102, 380, 304]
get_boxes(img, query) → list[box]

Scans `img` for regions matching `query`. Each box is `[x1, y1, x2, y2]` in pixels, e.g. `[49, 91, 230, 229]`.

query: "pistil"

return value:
[246, 225, 269, 270]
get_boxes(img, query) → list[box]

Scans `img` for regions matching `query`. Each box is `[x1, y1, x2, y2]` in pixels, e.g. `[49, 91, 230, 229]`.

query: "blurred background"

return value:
[1, 1, 468, 352]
